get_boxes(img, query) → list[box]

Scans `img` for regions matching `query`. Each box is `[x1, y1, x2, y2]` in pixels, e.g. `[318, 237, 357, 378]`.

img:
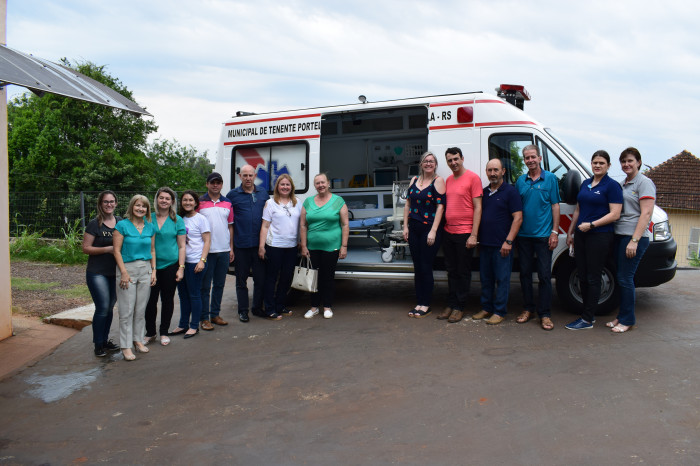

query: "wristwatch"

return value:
[631, 237, 639, 243]
[590, 222, 596, 229]
[505, 240, 513, 245]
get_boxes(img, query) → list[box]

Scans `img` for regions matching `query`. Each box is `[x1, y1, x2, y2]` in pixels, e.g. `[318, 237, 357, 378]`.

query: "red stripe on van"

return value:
[474, 120, 536, 127]
[224, 134, 320, 146]
[430, 123, 475, 130]
[225, 113, 322, 126]
[431, 120, 536, 131]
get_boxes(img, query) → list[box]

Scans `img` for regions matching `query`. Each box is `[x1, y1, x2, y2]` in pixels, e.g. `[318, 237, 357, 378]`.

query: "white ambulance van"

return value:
[215, 85, 677, 313]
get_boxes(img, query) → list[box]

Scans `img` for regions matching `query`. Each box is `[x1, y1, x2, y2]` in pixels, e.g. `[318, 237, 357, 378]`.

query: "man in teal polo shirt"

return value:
[515, 145, 560, 331]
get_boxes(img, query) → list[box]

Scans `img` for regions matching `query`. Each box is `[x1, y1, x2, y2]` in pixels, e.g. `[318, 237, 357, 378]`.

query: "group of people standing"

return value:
[403, 145, 655, 333]
[82, 166, 350, 360]
[82, 145, 654, 359]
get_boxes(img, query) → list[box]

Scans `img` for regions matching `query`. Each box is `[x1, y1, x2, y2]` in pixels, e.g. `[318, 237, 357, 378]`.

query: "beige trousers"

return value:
[116, 260, 152, 349]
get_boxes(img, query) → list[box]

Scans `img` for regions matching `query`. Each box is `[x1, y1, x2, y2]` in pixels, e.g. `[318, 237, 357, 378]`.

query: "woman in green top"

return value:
[113, 195, 157, 361]
[300, 173, 349, 319]
[144, 187, 186, 346]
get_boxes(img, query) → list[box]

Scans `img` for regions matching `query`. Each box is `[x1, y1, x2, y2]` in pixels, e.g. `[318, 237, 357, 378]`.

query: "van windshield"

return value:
[544, 128, 591, 177]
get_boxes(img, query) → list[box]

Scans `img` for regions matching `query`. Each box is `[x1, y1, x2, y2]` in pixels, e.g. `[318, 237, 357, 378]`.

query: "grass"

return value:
[11, 277, 90, 299]
[56, 285, 91, 299]
[10, 220, 88, 265]
[11, 277, 60, 291]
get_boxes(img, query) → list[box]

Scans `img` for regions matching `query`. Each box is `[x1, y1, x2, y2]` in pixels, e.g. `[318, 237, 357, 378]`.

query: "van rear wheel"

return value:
[554, 258, 619, 315]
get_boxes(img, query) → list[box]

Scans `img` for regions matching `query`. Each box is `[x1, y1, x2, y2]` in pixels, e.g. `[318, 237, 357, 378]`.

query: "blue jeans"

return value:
[479, 246, 514, 316]
[178, 262, 207, 330]
[442, 232, 474, 311]
[408, 219, 442, 307]
[234, 246, 265, 315]
[615, 235, 650, 326]
[200, 251, 230, 321]
[517, 237, 553, 318]
[263, 245, 297, 314]
[86, 271, 117, 347]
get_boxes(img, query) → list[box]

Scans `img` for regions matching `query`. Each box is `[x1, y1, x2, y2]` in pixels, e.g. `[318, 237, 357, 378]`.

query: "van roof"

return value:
[225, 90, 493, 122]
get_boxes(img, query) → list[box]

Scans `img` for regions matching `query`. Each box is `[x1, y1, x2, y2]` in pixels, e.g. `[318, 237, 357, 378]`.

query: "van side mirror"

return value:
[562, 169, 581, 205]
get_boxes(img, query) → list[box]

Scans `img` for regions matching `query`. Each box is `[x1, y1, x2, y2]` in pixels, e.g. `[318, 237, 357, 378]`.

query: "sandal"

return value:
[408, 308, 419, 318]
[413, 308, 432, 318]
[540, 316, 554, 331]
[606, 319, 619, 328]
[611, 323, 632, 333]
[516, 311, 533, 324]
[160, 335, 170, 346]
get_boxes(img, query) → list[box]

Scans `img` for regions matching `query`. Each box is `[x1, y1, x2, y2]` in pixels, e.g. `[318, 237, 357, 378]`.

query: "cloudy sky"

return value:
[6, 0, 700, 179]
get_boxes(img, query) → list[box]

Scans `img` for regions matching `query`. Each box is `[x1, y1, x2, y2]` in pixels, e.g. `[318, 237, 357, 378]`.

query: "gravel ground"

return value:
[10, 260, 91, 318]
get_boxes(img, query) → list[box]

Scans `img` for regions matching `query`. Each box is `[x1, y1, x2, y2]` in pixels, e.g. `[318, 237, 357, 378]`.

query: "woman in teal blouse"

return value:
[300, 173, 349, 319]
[144, 187, 186, 346]
[113, 195, 157, 361]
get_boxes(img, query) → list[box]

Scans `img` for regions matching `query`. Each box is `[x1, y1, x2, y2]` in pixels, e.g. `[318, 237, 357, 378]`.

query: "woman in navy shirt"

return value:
[402, 151, 445, 318]
[565, 150, 623, 330]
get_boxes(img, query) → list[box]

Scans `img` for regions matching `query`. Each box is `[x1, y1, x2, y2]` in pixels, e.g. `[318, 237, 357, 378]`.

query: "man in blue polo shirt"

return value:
[473, 159, 522, 325]
[226, 164, 270, 322]
[515, 145, 561, 331]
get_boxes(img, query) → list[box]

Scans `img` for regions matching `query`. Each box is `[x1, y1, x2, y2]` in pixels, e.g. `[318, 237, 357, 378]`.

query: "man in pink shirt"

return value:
[437, 147, 482, 323]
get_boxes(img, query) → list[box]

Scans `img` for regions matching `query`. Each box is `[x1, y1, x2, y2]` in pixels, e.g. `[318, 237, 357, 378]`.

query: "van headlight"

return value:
[653, 221, 672, 242]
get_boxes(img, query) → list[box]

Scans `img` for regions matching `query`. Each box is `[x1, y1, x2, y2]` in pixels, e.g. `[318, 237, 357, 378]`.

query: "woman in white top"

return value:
[258, 174, 301, 319]
[170, 190, 211, 339]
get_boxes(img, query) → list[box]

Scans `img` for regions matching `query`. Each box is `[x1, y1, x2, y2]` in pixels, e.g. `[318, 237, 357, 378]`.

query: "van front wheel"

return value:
[554, 258, 619, 315]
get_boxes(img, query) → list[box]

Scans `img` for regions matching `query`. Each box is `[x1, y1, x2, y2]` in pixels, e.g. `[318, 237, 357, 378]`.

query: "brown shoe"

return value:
[516, 310, 533, 324]
[437, 307, 453, 320]
[211, 316, 228, 326]
[472, 310, 491, 320]
[447, 309, 465, 323]
[200, 320, 214, 331]
[485, 314, 505, 325]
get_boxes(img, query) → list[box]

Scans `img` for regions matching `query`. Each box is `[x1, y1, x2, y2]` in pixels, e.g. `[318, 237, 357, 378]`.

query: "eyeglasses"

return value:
[422, 160, 436, 165]
[283, 205, 291, 217]
[102, 200, 116, 205]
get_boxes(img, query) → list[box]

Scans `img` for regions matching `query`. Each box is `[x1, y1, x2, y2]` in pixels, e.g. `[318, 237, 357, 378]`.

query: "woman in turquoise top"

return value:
[144, 187, 186, 346]
[113, 195, 157, 361]
[300, 173, 349, 319]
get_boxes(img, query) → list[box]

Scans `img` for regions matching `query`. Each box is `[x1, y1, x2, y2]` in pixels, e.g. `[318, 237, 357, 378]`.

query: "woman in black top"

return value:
[82, 191, 121, 357]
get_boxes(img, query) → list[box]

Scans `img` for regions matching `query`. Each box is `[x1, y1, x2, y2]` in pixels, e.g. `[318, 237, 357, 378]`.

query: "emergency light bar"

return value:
[496, 84, 531, 110]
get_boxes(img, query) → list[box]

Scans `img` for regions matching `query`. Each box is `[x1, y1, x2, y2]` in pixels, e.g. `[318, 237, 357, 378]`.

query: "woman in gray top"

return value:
[608, 147, 656, 333]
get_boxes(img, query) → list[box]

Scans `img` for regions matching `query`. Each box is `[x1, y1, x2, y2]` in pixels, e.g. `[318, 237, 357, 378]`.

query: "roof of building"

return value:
[645, 150, 700, 210]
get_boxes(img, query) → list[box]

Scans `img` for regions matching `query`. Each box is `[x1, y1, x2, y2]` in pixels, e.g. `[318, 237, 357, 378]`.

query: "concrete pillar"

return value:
[0, 0, 12, 341]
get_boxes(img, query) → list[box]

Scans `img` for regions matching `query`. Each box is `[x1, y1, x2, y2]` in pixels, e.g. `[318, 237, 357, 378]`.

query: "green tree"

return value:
[7, 60, 158, 192]
[146, 139, 213, 191]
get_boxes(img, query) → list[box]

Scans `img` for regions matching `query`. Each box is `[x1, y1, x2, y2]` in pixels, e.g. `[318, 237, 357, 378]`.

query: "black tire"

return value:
[554, 257, 619, 315]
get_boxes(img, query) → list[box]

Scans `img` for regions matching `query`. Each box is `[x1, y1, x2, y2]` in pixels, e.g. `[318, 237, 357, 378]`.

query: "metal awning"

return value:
[0, 45, 152, 116]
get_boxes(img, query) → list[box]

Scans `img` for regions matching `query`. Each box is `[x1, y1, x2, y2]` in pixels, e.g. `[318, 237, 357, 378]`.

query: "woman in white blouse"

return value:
[258, 174, 301, 319]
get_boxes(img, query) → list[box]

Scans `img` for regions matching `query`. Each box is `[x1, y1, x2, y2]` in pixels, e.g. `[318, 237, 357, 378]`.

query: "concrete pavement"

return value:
[0, 271, 699, 465]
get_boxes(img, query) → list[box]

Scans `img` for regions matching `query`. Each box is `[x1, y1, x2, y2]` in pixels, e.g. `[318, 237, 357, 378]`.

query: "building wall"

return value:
[667, 209, 700, 267]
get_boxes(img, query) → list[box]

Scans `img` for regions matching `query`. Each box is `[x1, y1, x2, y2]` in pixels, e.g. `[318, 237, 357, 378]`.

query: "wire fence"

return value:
[8, 191, 700, 267]
[9, 190, 206, 238]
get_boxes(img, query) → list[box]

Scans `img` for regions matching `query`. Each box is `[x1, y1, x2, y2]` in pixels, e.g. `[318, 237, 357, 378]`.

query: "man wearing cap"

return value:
[226, 165, 270, 322]
[198, 172, 234, 331]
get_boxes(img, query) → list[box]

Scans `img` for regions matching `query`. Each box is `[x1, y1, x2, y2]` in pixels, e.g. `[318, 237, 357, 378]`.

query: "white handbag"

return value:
[291, 256, 318, 293]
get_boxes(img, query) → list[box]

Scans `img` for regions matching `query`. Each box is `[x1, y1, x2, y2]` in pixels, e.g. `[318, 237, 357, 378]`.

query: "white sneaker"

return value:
[323, 309, 333, 319]
[304, 309, 319, 319]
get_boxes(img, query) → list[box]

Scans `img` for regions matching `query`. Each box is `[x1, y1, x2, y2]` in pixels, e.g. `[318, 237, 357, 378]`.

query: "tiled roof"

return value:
[645, 150, 700, 210]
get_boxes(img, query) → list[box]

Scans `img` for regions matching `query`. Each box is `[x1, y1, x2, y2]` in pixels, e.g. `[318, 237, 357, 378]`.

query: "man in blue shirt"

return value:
[226, 164, 270, 322]
[515, 145, 561, 331]
[473, 159, 522, 325]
